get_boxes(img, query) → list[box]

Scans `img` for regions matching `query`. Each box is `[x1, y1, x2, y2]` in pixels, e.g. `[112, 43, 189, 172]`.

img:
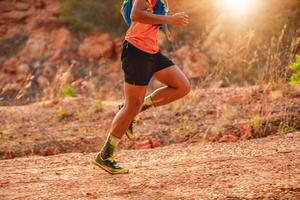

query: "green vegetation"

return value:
[58, 106, 72, 120]
[95, 100, 104, 113]
[277, 121, 295, 135]
[289, 55, 300, 86]
[60, 85, 76, 98]
[250, 115, 264, 138]
[170, 101, 181, 112]
[59, 0, 124, 36]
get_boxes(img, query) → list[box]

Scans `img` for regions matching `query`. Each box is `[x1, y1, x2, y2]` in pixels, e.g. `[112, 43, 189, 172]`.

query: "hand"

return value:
[165, 27, 175, 42]
[169, 12, 189, 27]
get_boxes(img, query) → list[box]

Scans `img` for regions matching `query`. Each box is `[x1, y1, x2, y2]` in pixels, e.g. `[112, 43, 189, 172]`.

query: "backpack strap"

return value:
[123, 0, 167, 28]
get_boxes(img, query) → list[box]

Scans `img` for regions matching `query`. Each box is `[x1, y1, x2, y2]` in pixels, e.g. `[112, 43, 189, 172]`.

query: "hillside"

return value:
[0, 86, 299, 159]
[0, 133, 299, 200]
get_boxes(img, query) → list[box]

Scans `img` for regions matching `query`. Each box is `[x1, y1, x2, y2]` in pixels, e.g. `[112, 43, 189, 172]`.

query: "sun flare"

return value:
[216, 0, 257, 17]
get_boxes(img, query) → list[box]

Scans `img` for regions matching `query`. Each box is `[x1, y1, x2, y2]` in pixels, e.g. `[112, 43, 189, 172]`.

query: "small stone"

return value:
[135, 140, 152, 150]
[149, 137, 160, 148]
[219, 134, 238, 143]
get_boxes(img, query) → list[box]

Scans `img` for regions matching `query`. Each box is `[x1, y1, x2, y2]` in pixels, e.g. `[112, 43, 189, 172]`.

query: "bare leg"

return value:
[150, 65, 190, 107]
[109, 82, 147, 139]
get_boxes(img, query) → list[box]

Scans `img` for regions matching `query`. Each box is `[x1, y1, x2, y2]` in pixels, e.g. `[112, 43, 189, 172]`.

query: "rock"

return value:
[0, 1, 14, 13]
[4, 149, 15, 159]
[39, 147, 59, 156]
[3, 58, 19, 74]
[19, 29, 48, 59]
[1, 11, 30, 21]
[149, 137, 160, 148]
[219, 134, 238, 143]
[15, 2, 31, 11]
[51, 28, 71, 51]
[135, 140, 152, 150]
[78, 34, 114, 60]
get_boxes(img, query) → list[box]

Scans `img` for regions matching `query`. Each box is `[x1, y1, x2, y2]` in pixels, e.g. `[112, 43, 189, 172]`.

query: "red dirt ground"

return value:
[0, 133, 299, 200]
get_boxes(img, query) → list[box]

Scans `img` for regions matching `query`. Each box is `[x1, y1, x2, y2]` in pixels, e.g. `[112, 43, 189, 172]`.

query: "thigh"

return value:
[153, 65, 189, 88]
[122, 41, 155, 86]
[124, 82, 147, 106]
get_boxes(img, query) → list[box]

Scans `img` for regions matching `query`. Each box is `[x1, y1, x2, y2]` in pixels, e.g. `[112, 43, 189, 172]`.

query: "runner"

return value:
[93, 0, 190, 174]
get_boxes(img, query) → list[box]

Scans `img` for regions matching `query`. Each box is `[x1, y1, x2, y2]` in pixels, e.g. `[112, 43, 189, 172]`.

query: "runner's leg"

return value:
[150, 65, 190, 107]
[110, 82, 147, 139]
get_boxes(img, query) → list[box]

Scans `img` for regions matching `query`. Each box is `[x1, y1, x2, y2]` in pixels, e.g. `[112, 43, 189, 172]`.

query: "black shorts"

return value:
[121, 40, 174, 86]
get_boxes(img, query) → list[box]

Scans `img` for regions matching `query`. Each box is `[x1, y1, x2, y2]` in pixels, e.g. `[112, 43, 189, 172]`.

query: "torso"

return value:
[125, 0, 160, 54]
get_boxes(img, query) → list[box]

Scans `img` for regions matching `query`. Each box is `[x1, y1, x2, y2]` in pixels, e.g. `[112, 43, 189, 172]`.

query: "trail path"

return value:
[1, 133, 299, 200]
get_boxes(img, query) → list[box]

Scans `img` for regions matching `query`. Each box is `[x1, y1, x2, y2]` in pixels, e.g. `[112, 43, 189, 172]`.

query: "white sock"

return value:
[110, 133, 121, 146]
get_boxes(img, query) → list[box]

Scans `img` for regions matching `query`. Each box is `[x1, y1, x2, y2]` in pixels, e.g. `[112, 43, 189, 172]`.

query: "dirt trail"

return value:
[0, 133, 299, 200]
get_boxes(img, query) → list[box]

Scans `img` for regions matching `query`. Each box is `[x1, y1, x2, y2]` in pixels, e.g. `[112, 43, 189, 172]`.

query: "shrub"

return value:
[250, 115, 265, 138]
[60, 85, 76, 98]
[59, 0, 125, 36]
[58, 106, 72, 120]
[95, 99, 104, 113]
[289, 54, 300, 86]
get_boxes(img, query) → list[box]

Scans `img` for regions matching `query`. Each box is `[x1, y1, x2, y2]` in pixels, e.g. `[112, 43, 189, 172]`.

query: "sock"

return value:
[100, 133, 121, 159]
[141, 95, 153, 112]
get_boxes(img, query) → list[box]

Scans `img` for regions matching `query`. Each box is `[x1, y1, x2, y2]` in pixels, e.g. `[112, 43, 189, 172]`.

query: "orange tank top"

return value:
[125, 0, 160, 54]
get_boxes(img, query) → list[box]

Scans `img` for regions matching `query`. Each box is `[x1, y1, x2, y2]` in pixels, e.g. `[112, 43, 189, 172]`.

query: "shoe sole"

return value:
[91, 159, 129, 175]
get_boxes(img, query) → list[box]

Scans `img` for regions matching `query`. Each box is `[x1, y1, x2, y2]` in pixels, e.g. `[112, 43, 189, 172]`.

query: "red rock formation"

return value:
[78, 34, 115, 60]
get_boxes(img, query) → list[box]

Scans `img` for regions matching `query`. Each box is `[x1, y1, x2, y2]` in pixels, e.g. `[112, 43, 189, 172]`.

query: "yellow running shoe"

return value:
[92, 153, 129, 175]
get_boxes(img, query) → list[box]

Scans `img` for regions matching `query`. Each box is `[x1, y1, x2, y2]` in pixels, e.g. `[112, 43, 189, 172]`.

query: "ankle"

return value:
[100, 132, 120, 159]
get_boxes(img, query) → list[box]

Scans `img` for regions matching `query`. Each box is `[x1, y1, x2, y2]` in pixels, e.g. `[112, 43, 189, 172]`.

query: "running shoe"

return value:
[92, 153, 129, 175]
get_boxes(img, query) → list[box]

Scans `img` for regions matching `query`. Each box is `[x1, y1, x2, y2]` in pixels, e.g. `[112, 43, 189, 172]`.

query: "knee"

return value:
[124, 98, 144, 116]
[178, 79, 191, 97]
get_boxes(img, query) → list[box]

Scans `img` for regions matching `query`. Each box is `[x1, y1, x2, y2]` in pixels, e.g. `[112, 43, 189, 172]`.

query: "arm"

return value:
[131, 0, 189, 26]
[163, 25, 175, 42]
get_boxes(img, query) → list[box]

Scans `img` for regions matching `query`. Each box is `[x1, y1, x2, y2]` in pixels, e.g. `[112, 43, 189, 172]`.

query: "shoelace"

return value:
[106, 157, 121, 168]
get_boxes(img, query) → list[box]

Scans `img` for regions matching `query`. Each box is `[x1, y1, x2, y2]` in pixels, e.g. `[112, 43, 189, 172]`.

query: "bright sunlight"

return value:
[216, 0, 258, 17]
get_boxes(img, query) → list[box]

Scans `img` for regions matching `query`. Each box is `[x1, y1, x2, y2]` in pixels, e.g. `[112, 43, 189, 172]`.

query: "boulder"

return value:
[78, 34, 114, 60]
[50, 28, 71, 51]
